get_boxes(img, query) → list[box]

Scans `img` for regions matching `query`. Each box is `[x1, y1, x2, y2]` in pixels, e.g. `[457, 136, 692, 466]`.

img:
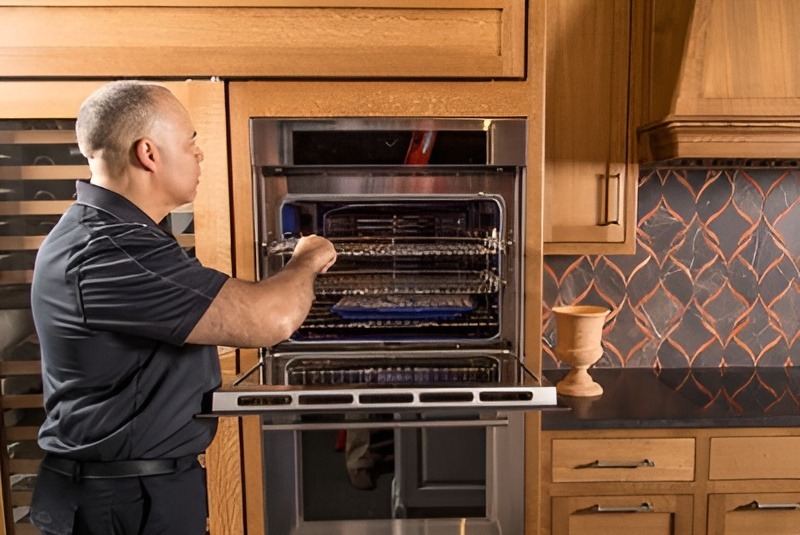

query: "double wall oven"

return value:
[211, 118, 556, 534]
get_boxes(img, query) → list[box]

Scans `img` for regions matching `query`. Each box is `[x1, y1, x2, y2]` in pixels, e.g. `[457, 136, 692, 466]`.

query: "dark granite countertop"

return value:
[542, 367, 800, 430]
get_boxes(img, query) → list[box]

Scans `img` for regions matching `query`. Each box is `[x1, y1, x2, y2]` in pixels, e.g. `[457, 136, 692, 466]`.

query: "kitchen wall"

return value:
[543, 166, 800, 369]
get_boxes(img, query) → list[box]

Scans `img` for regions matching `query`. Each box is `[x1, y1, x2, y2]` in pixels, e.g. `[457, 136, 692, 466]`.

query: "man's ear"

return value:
[133, 138, 158, 173]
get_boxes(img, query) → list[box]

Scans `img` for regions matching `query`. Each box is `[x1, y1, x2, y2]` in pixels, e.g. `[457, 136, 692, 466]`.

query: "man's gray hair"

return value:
[76, 81, 172, 177]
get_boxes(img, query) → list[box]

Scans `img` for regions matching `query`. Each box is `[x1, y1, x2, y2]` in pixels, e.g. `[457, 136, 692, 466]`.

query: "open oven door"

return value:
[208, 348, 559, 429]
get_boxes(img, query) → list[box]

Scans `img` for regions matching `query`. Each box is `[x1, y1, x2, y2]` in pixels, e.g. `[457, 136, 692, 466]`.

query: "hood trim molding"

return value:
[639, 119, 800, 164]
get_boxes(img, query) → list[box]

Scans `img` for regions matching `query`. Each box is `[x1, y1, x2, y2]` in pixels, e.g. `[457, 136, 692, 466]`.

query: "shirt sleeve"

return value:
[69, 223, 229, 345]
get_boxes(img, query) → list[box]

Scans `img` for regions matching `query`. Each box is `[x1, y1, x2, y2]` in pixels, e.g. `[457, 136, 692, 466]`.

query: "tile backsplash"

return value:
[543, 167, 800, 369]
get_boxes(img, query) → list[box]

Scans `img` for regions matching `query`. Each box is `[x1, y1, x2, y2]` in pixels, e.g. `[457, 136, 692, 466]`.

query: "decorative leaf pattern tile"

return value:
[543, 167, 800, 369]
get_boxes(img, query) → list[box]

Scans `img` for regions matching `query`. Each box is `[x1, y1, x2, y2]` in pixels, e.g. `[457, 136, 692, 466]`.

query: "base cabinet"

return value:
[552, 495, 693, 535]
[543, 428, 800, 535]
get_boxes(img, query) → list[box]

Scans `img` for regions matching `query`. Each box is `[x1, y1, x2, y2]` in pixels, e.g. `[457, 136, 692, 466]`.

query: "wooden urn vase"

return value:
[552, 305, 610, 397]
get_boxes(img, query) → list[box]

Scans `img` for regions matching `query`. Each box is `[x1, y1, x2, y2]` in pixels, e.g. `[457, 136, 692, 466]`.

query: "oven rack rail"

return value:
[314, 270, 501, 295]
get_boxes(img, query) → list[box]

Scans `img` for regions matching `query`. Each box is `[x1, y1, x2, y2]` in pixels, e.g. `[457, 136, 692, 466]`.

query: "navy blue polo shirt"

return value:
[31, 181, 229, 461]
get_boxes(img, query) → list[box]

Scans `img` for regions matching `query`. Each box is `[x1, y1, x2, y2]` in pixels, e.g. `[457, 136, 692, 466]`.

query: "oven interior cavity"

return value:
[268, 199, 504, 342]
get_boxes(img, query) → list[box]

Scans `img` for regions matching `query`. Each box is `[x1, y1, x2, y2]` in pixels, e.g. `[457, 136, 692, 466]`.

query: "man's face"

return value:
[150, 97, 204, 208]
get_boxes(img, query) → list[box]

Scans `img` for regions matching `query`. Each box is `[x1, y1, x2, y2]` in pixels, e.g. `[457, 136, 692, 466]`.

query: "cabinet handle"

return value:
[577, 459, 655, 469]
[599, 172, 621, 227]
[582, 502, 654, 514]
[735, 501, 800, 511]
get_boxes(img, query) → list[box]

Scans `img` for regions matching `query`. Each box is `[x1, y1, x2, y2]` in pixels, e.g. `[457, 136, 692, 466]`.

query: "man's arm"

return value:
[185, 235, 336, 348]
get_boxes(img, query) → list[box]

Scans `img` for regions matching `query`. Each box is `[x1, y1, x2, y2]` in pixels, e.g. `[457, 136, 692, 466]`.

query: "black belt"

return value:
[42, 454, 196, 480]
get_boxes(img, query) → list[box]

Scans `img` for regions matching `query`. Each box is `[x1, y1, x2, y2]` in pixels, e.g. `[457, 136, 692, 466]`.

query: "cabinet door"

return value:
[0, 80, 233, 535]
[0, 1, 524, 79]
[552, 495, 693, 535]
[543, 0, 638, 254]
[708, 493, 800, 535]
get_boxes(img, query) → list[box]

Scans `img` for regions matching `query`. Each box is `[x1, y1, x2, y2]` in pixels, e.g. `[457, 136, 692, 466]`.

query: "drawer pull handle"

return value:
[735, 501, 800, 511]
[578, 459, 655, 469]
[583, 502, 654, 514]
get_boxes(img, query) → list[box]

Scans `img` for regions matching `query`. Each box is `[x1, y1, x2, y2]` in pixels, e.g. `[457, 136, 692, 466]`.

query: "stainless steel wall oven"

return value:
[211, 118, 556, 534]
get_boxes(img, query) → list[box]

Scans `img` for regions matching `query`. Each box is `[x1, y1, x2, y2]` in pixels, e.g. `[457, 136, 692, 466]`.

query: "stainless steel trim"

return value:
[211, 385, 557, 415]
[259, 418, 510, 432]
[289, 517, 501, 535]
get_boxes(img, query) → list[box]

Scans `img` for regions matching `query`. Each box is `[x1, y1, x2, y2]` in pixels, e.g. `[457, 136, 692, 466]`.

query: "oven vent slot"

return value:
[298, 394, 354, 405]
[479, 391, 533, 402]
[237, 395, 292, 407]
[359, 393, 415, 404]
[419, 392, 474, 403]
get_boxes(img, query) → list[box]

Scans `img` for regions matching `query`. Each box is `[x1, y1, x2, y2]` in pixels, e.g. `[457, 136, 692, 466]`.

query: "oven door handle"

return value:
[256, 416, 511, 431]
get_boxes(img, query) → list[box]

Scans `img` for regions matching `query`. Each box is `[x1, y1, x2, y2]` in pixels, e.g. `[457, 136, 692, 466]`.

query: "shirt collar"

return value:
[75, 180, 162, 229]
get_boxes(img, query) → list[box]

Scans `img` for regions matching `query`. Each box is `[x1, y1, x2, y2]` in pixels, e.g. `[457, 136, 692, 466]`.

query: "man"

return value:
[29, 81, 336, 534]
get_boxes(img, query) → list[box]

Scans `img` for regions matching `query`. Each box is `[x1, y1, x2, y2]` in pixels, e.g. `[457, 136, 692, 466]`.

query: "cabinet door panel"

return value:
[0, 1, 524, 79]
[553, 495, 693, 535]
[708, 493, 800, 535]
[544, 0, 638, 254]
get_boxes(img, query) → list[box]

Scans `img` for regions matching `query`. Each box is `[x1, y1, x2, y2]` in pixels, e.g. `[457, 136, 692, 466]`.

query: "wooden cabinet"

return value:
[543, 0, 641, 254]
[543, 428, 800, 535]
[0, 80, 233, 535]
[0, 0, 525, 79]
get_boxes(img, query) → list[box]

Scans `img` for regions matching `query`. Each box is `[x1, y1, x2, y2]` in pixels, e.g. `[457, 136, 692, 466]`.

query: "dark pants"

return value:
[30, 457, 207, 535]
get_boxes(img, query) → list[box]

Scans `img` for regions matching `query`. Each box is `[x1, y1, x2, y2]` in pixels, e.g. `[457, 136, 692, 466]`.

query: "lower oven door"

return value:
[262, 413, 526, 535]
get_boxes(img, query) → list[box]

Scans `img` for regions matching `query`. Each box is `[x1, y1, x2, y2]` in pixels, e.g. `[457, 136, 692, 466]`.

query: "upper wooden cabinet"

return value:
[0, 0, 525, 79]
[542, 0, 641, 255]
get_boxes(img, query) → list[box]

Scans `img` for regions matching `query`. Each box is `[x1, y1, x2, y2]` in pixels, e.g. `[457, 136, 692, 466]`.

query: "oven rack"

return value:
[314, 270, 500, 295]
[332, 241, 498, 257]
[266, 233, 503, 257]
[286, 365, 499, 386]
[298, 315, 498, 330]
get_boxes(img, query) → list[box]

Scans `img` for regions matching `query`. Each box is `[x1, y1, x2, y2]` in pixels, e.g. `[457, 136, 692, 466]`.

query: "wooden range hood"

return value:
[637, 0, 800, 164]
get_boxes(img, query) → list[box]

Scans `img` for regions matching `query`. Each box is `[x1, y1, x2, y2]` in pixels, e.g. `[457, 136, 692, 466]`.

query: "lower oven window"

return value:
[267, 199, 506, 343]
[263, 427, 487, 530]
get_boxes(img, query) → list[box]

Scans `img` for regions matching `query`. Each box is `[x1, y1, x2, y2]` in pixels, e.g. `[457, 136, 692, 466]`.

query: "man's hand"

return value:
[290, 235, 337, 274]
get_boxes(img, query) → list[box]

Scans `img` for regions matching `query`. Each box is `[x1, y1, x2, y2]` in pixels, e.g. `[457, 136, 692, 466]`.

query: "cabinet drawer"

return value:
[708, 493, 800, 535]
[551, 438, 695, 482]
[709, 437, 800, 480]
[552, 495, 693, 535]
